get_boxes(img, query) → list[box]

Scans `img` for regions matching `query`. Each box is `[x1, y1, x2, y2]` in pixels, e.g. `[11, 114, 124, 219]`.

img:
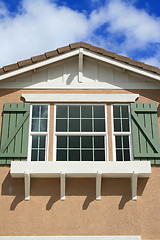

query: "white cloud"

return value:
[0, 0, 160, 68]
[107, 0, 160, 49]
[0, 0, 90, 67]
[89, 0, 160, 51]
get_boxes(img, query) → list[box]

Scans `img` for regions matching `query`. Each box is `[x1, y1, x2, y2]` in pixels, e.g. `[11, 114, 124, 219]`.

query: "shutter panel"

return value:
[130, 103, 160, 164]
[0, 103, 30, 164]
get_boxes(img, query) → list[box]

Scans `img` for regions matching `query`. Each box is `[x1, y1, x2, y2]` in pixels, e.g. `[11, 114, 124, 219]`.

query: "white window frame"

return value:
[54, 104, 108, 161]
[112, 104, 133, 162]
[28, 104, 50, 162]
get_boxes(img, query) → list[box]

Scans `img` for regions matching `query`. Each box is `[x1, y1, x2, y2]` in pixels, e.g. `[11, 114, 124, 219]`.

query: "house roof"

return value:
[0, 41, 160, 76]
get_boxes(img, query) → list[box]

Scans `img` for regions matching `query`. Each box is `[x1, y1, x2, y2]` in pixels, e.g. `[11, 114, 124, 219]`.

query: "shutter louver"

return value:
[130, 103, 160, 164]
[0, 103, 30, 164]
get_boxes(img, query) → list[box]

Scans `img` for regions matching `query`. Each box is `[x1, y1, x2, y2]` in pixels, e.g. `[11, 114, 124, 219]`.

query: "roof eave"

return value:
[0, 47, 160, 82]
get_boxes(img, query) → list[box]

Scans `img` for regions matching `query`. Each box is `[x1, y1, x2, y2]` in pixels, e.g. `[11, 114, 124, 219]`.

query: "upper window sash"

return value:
[113, 104, 131, 133]
[28, 104, 49, 162]
[112, 104, 133, 162]
[55, 104, 107, 134]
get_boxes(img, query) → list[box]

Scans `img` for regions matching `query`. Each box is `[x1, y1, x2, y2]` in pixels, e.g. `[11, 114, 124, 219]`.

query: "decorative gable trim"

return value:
[0, 49, 79, 81]
[1, 47, 160, 83]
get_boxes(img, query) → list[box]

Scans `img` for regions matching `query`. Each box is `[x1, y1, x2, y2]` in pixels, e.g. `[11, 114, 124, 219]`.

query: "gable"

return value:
[0, 55, 159, 89]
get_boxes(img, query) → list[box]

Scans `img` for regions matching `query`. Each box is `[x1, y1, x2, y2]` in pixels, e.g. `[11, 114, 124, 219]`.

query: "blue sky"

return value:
[0, 0, 160, 68]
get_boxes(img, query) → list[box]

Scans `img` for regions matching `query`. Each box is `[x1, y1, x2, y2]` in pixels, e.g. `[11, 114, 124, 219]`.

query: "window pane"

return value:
[113, 105, 120, 118]
[124, 149, 130, 161]
[94, 119, 105, 132]
[40, 119, 47, 132]
[39, 150, 45, 161]
[94, 106, 105, 118]
[69, 106, 80, 118]
[31, 150, 38, 161]
[81, 106, 92, 118]
[81, 119, 92, 132]
[32, 105, 40, 118]
[94, 150, 105, 161]
[69, 119, 80, 132]
[56, 119, 67, 132]
[94, 136, 104, 148]
[82, 150, 93, 161]
[69, 136, 80, 148]
[57, 150, 67, 161]
[69, 150, 80, 161]
[56, 106, 68, 118]
[39, 136, 46, 148]
[114, 119, 121, 132]
[31, 119, 39, 132]
[116, 149, 123, 161]
[41, 105, 48, 118]
[122, 119, 129, 132]
[123, 136, 129, 148]
[55, 105, 107, 162]
[57, 136, 67, 148]
[122, 105, 129, 118]
[115, 136, 122, 148]
[81, 136, 92, 148]
[32, 135, 38, 148]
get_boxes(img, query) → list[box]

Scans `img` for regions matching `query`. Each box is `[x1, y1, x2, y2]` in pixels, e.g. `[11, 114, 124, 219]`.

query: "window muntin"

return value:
[57, 136, 105, 161]
[113, 105, 132, 161]
[56, 105, 105, 132]
[55, 105, 107, 161]
[30, 105, 49, 161]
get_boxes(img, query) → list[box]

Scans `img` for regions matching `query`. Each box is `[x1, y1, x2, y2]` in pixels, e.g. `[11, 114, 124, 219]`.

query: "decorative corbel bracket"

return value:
[24, 172, 30, 201]
[60, 172, 66, 200]
[96, 172, 102, 200]
[131, 171, 138, 200]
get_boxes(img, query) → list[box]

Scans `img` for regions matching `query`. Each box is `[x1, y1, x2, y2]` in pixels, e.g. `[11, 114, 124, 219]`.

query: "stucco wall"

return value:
[0, 88, 159, 239]
[0, 88, 159, 162]
[0, 166, 160, 239]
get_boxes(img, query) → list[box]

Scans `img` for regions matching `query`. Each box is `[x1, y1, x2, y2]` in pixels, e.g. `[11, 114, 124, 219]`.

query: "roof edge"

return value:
[0, 41, 160, 78]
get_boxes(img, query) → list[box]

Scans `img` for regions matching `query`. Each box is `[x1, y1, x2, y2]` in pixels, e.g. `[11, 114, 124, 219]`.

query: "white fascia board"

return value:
[10, 161, 151, 178]
[22, 94, 139, 103]
[0, 236, 141, 240]
[83, 49, 160, 82]
[0, 49, 79, 81]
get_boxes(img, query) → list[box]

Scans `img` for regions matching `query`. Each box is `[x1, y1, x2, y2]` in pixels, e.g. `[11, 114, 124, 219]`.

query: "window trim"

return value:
[27, 104, 50, 162]
[54, 104, 108, 162]
[111, 104, 133, 162]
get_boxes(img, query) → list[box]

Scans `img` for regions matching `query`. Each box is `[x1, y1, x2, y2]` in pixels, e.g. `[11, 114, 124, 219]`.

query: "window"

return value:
[55, 105, 107, 161]
[113, 105, 132, 161]
[29, 105, 49, 161]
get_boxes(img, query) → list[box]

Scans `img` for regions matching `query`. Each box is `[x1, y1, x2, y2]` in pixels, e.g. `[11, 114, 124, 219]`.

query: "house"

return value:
[0, 42, 159, 240]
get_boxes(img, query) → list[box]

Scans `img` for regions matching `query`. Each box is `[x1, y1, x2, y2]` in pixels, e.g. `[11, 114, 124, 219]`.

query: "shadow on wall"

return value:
[1, 172, 149, 211]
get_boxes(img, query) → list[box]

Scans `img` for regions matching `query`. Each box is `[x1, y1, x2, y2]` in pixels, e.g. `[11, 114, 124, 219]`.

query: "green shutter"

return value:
[0, 103, 30, 164]
[130, 103, 160, 164]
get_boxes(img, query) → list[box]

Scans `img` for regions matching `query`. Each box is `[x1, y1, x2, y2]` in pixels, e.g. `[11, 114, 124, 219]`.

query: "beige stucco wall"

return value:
[0, 166, 160, 239]
[0, 88, 159, 239]
[0, 88, 159, 162]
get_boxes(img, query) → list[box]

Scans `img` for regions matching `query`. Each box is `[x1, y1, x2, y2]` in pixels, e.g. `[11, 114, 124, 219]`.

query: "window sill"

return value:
[10, 161, 151, 201]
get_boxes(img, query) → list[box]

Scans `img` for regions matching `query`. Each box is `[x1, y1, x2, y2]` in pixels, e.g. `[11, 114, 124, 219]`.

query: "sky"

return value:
[0, 0, 160, 68]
